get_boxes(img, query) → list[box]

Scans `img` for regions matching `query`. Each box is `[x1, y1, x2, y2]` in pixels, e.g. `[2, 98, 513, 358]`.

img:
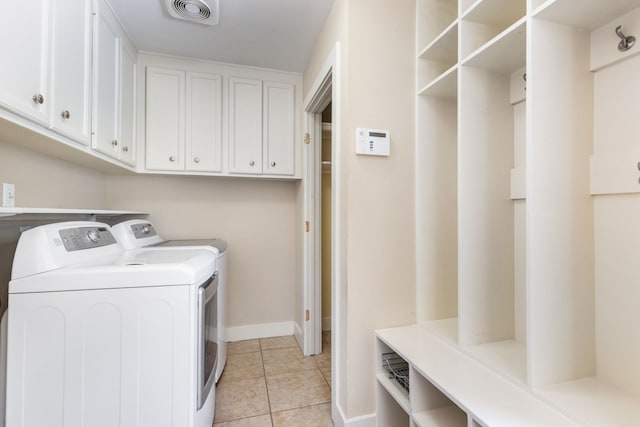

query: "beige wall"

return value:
[303, 0, 416, 419]
[106, 174, 297, 328]
[0, 140, 109, 313]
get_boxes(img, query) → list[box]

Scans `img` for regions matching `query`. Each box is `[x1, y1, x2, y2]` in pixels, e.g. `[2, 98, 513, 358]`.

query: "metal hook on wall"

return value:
[615, 25, 635, 52]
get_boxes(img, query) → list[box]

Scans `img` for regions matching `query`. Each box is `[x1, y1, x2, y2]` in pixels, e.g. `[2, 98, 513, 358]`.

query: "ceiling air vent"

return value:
[166, 0, 219, 26]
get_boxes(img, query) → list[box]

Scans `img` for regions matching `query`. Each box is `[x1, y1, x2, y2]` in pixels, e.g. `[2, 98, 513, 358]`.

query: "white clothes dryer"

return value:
[7, 222, 218, 427]
[112, 219, 228, 383]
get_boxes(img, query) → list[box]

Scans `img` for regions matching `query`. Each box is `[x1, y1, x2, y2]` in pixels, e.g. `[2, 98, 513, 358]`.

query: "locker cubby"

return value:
[458, 46, 527, 384]
[460, 0, 526, 60]
[416, 92, 457, 339]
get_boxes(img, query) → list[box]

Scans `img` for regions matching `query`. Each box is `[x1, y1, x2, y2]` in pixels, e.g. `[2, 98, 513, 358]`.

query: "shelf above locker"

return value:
[462, 0, 526, 29]
[462, 18, 526, 73]
[417, 66, 458, 99]
[417, 0, 458, 53]
[534, 0, 640, 31]
[419, 21, 458, 63]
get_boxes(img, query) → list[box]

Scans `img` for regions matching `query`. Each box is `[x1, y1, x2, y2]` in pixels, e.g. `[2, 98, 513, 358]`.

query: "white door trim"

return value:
[302, 42, 342, 424]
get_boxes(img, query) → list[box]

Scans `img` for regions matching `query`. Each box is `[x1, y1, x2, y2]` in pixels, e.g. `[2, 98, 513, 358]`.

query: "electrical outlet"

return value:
[3, 183, 15, 207]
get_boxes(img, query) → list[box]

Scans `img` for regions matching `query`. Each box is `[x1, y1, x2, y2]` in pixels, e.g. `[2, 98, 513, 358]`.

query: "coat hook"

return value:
[615, 25, 635, 52]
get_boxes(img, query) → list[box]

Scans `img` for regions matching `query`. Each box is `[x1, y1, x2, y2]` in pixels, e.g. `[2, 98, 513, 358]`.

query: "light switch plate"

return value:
[3, 183, 15, 207]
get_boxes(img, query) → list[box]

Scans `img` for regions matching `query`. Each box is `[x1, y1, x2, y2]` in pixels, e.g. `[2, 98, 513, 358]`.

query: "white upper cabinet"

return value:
[0, 0, 93, 144]
[0, 0, 52, 125]
[51, 0, 93, 144]
[229, 77, 263, 175]
[227, 77, 296, 176]
[145, 67, 186, 171]
[186, 72, 223, 172]
[92, 0, 137, 166]
[145, 67, 222, 173]
[263, 82, 295, 176]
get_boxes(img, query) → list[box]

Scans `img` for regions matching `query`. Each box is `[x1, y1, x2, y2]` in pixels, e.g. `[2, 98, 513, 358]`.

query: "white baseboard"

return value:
[335, 403, 376, 427]
[346, 414, 376, 427]
[225, 321, 295, 342]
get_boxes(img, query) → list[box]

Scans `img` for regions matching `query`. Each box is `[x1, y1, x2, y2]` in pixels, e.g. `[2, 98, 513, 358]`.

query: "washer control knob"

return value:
[86, 229, 101, 244]
[142, 225, 151, 234]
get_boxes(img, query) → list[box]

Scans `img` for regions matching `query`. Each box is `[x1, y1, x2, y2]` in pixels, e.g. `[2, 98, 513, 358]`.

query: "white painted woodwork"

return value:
[51, 0, 93, 145]
[229, 77, 263, 174]
[186, 73, 223, 173]
[119, 42, 137, 166]
[411, 0, 640, 424]
[145, 67, 186, 171]
[263, 82, 295, 176]
[145, 68, 223, 173]
[0, 0, 51, 125]
[375, 326, 580, 426]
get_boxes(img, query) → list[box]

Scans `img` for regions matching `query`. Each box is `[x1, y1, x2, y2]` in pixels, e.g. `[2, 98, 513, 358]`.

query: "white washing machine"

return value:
[7, 221, 218, 427]
[112, 219, 228, 383]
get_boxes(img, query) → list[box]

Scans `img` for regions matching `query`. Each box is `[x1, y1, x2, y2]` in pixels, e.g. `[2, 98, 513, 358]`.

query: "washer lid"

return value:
[9, 248, 216, 294]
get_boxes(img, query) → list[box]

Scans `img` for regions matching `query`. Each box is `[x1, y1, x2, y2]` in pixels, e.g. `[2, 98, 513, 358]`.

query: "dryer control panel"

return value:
[59, 226, 117, 251]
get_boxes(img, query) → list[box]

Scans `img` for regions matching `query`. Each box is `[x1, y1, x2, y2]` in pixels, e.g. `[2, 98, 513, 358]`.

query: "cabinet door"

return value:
[229, 77, 263, 174]
[263, 82, 295, 176]
[186, 72, 222, 172]
[119, 41, 137, 166]
[0, 0, 51, 124]
[51, 0, 93, 145]
[145, 67, 185, 171]
[92, 0, 120, 159]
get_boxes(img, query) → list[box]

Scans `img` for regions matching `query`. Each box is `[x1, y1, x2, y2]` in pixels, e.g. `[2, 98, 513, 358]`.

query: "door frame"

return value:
[301, 42, 342, 423]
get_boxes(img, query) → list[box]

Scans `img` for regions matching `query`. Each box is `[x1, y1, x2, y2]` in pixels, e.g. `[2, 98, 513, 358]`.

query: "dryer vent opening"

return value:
[166, 0, 219, 26]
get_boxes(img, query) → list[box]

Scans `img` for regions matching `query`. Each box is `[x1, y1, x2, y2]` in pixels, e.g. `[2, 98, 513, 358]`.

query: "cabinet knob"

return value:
[122, 146, 129, 153]
[194, 157, 200, 163]
[271, 161, 276, 167]
[61, 110, 70, 120]
[32, 94, 44, 104]
[111, 140, 118, 147]
[169, 156, 176, 162]
[249, 160, 255, 166]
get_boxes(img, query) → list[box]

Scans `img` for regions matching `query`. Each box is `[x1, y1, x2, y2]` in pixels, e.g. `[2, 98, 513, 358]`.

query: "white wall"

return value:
[303, 0, 416, 420]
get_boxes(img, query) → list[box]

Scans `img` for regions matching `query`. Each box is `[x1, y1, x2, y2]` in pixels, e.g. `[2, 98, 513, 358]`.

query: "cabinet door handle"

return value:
[249, 160, 255, 166]
[111, 140, 118, 147]
[271, 161, 276, 167]
[169, 156, 176, 162]
[122, 146, 129, 153]
[61, 110, 70, 119]
[194, 157, 200, 163]
[32, 94, 44, 104]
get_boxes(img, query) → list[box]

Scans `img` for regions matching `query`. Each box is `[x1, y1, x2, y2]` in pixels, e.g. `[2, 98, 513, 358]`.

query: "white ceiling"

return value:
[107, 0, 335, 73]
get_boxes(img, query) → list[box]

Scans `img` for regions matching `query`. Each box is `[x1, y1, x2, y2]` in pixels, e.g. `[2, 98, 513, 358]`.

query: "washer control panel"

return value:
[131, 222, 158, 239]
[59, 226, 117, 251]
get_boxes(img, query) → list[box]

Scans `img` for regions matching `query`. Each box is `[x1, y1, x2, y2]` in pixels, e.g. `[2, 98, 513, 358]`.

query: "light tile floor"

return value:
[213, 332, 332, 426]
